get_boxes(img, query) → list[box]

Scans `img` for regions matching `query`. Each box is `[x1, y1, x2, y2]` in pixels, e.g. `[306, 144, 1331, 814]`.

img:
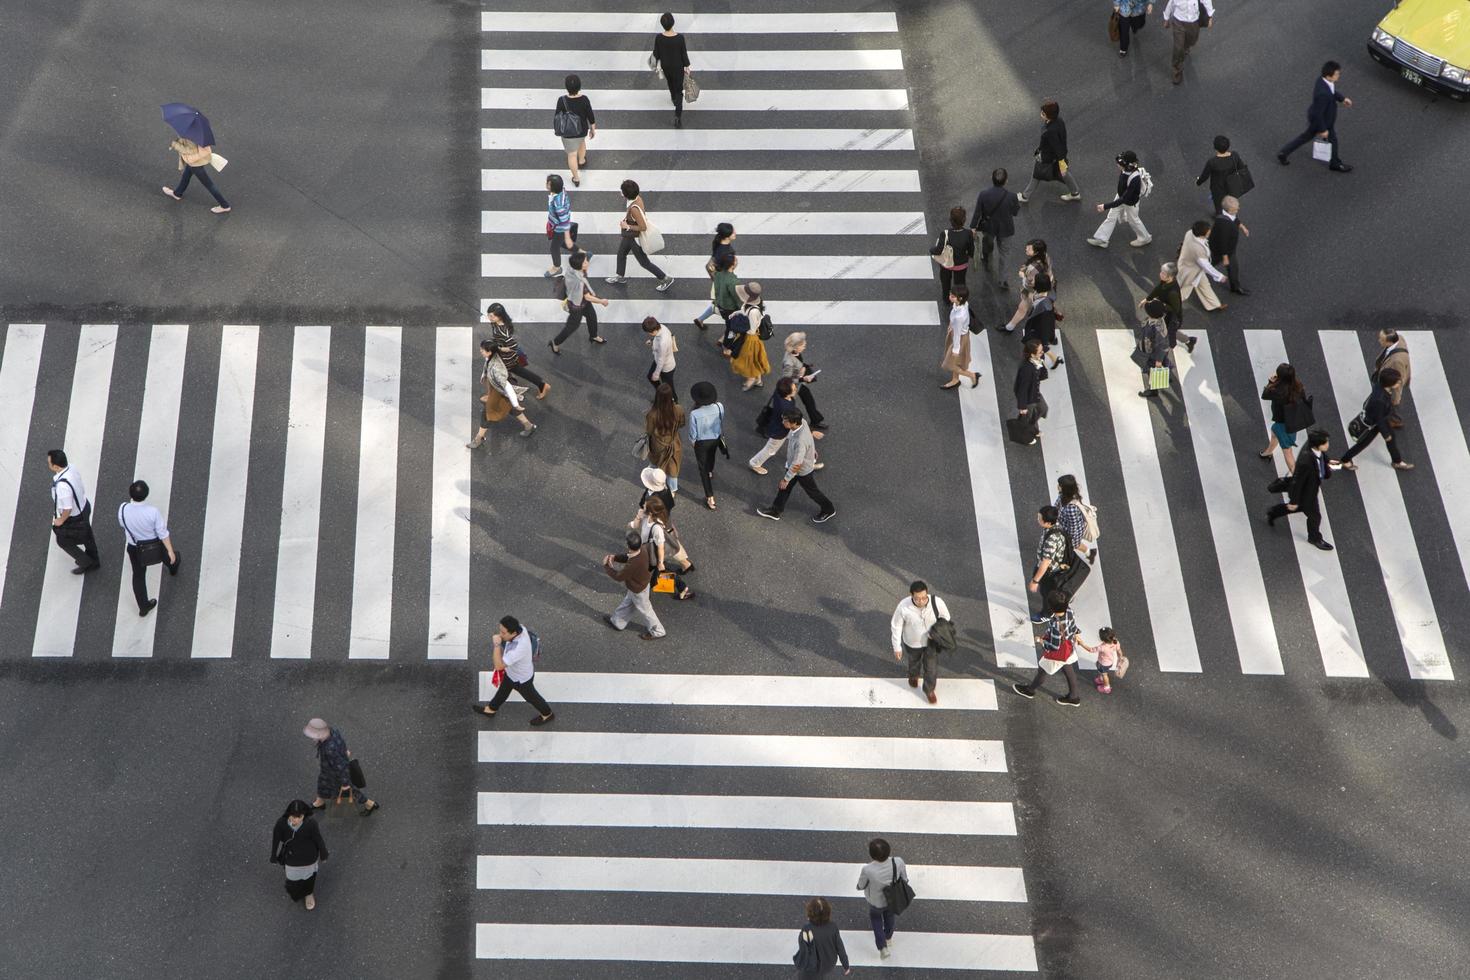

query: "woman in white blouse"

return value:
[940, 284, 980, 390]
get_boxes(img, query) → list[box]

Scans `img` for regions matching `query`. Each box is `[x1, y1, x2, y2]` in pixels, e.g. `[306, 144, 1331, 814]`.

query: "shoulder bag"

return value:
[927, 598, 958, 653]
[715, 405, 731, 458]
[348, 758, 367, 789]
[120, 503, 168, 565]
[1108, 9, 1121, 42]
[552, 96, 587, 139]
[792, 930, 820, 972]
[882, 857, 916, 915]
[683, 73, 700, 104]
[632, 204, 665, 255]
[1224, 153, 1255, 198]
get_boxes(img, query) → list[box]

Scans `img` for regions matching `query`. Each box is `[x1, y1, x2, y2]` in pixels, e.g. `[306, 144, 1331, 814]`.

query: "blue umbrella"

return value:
[161, 103, 216, 146]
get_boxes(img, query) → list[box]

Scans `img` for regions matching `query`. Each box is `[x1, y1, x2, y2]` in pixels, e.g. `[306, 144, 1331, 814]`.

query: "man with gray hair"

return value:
[1210, 195, 1250, 296]
[1141, 262, 1195, 354]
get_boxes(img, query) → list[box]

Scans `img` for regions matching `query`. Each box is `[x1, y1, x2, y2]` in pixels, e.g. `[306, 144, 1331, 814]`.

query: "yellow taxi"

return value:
[1368, 0, 1470, 99]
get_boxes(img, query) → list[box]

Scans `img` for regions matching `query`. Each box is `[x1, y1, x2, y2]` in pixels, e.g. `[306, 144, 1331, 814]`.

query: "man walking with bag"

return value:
[47, 449, 100, 574]
[1028, 507, 1078, 622]
[1160, 0, 1214, 85]
[117, 480, 180, 616]
[1277, 61, 1354, 172]
[1267, 429, 1333, 551]
[474, 616, 556, 725]
[890, 580, 953, 705]
[970, 168, 1020, 289]
[856, 838, 912, 960]
[603, 531, 667, 640]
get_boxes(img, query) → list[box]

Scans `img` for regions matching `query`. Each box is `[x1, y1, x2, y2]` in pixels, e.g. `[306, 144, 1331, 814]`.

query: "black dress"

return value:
[652, 33, 690, 115]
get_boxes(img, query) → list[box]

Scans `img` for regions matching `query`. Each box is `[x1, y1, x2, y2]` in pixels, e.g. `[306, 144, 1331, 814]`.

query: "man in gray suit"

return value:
[970, 168, 1022, 289]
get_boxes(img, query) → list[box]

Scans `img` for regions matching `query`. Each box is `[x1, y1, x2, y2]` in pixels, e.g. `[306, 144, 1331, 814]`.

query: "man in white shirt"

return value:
[891, 580, 951, 704]
[644, 316, 677, 397]
[47, 449, 100, 573]
[474, 616, 555, 726]
[1160, 0, 1214, 85]
[117, 480, 180, 616]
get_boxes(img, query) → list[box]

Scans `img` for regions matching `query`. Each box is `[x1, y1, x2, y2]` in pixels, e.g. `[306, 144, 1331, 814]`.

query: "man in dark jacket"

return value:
[604, 530, 666, 639]
[1267, 429, 1333, 550]
[1277, 61, 1354, 172]
[1209, 196, 1249, 295]
[1142, 262, 1195, 354]
[970, 168, 1021, 288]
[1012, 338, 1048, 445]
[1337, 368, 1412, 471]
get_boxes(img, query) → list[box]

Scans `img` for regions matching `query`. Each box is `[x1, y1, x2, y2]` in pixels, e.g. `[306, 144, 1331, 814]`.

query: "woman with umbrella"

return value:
[160, 103, 231, 213]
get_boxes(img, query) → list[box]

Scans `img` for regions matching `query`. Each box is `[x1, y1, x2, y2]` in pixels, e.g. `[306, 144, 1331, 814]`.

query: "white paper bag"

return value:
[210, 152, 229, 172]
[1310, 139, 1331, 163]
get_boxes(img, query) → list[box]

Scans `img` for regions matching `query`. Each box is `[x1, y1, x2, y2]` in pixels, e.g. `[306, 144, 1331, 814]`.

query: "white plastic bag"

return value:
[1310, 139, 1332, 163]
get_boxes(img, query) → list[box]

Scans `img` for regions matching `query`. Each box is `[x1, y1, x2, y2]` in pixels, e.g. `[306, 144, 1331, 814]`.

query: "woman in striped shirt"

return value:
[544, 174, 575, 278]
[1012, 591, 1082, 706]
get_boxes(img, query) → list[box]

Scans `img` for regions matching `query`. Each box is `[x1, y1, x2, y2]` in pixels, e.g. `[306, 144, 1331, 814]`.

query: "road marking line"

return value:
[269, 326, 332, 660]
[482, 87, 910, 111]
[482, 209, 928, 236]
[480, 49, 906, 72]
[481, 168, 922, 193]
[112, 325, 188, 658]
[347, 327, 401, 660]
[477, 731, 1007, 772]
[483, 252, 933, 281]
[1097, 330, 1202, 671]
[485, 298, 935, 327]
[34, 325, 117, 658]
[191, 326, 259, 659]
[476, 671, 997, 709]
[428, 327, 473, 660]
[484, 127, 914, 152]
[1320, 331, 1453, 679]
[1243, 330, 1367, 676]
[0, 325, 46, 612]
[480, 12, 899, 33]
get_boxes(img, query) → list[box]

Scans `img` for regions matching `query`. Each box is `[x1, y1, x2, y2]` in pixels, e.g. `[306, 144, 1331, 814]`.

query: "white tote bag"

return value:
[210, 152, 229, 172]
[1310, 139, 1332, 163]
[633, 205, 665, 254]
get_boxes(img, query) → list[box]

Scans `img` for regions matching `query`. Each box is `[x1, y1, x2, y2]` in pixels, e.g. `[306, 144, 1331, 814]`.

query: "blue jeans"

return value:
[175, 165, 230, 208]
[868, 904, 895, 949]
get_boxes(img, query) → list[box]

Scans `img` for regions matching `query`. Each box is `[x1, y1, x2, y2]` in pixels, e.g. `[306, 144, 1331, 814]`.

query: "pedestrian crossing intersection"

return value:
[2, 322, 1469, 678]
[472, 670, 1038, 974]
[479, 6, 932, 328]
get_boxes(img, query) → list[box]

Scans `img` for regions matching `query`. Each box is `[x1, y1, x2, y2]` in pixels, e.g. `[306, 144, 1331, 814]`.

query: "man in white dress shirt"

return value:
[473, 616, 555, 726]
[891, 580, 951, 704]
[1160, 0, 1214, 85]
[47, 449, 100, 574]
[117, 480, 180, 616]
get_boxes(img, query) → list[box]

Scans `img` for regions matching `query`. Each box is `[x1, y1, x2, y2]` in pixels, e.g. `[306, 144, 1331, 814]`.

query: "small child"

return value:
[1080, 626, 1125, 694]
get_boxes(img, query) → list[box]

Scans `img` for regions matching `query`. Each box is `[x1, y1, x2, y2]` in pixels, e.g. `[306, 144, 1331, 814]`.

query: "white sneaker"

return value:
[1060, 192, 1082, 202]
[1086, 237, 1108, 248]
[1016, 193, 1029, 204]
[1130, 237, 1152, 247]
[880, 947, 892, 959]
[604, 275, 628, 284]
[656, 277, 676, 292]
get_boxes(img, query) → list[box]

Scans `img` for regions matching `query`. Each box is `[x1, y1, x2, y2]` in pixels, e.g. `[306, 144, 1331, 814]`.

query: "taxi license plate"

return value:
[1402, 68, 1424, 85]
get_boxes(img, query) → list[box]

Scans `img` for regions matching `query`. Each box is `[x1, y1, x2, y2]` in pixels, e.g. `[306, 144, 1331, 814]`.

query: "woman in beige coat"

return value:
[163, 138, 231, 212]
[1176, 220, 1228, 311]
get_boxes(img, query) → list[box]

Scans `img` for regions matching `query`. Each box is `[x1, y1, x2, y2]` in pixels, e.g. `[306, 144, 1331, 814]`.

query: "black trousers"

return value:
[508, 363, 546, 392]
[797, 383, 825, 427]
[1267, 499, 1324, 542]
[554, 302, 599, 344]
[126, 543, 179, 611]
[548, 222, 579, 266]
[769, 473, 834, 518]
[664, 71, 684, 116]
[488, 673, 553, 716]
[938, 265, 968, 302]
[1165, 311, 1194, 346]
[1339, 427, 1403, 465]
[1025, 663, 1079, 698]
[52, 504, 100, 567]
[1280, 127, 1339, 165]
[617, 234, 667, 279]
[694, 439, 720, 498]
[1117, 12, 1146, 52]
[649, 365, 676, 399]
[1218, 251, 1242, 290]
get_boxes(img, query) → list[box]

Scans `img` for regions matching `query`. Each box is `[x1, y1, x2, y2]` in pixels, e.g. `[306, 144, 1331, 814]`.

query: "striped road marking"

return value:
[478, 731, 1008, 772]
[485, 298, 937, 327]
[0, 326, 47, 613]
[477, 671, 998, 709]
[475, 924, 1038, 971]
[482, 209, 928, 236]
[482, 87, 910, 111]
[475, 855, 1027, 902]
[481, 12, 899, 33]
[482, 252, 933, 280]
[477, 792, 1017, 835]
[483, 127, 915, 152]
[480, 49, 905, 73]
[481, 168, 922, 193]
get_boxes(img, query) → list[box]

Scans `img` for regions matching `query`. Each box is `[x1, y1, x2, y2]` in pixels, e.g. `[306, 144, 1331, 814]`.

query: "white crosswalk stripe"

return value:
[484, 127, 915, 152]
[483, 252, 935, 281]
[347, 327, 401, 661]
[479, 49, 906, 72]
[0, 326, 46, 612]
[481, 11, 899, 33]
[481, 168, 923, 193]
[483, 88, 911, 111]
[480, 210, 929, 236]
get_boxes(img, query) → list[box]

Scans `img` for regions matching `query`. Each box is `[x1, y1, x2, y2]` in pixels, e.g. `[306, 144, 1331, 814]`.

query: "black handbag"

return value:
[928, 612, 958, 653]
[1282, 395, 1315, 433]
[348, 758, 367, 789]
[792, 930, 820, 972]
[1348, 411, 1368, 440]
[1224, 156, 1255, 198]
[1267, 475, 1292, 494]
[1007, 414, 1039, 445]
[120, 503, 167, 566]
[882, 858, 916, 916]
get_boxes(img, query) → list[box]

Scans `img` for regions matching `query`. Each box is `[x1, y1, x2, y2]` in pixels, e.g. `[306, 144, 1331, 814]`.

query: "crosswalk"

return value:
[478, 6, 930, 328]
[472, 670, 1037, 974]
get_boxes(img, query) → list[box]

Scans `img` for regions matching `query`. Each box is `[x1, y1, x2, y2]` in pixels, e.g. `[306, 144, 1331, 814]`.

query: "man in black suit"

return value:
[1012, 338, 1049, 446]
[1277, 61, 1354, 172]
[970, 168, 1021, 289]
[1266, 429, 1333, 550]
[1209, 195, 1249, 296]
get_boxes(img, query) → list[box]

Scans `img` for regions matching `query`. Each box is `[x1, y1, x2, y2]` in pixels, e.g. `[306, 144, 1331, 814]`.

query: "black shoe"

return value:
[673, 115, 682, 128]
[1029, 612, 1046, 625]
[1138, 389, 1159, 398]
[1230, 287, 1252, 296]
[812, 511, 836, 524]
[1329, 162, 1353, 173]
[1311, 538, 1335, 551]
[72, 561, 100, 575]
[1276, 152, 1290, 166]
[756, 508, 781, 521]
[139, 599, 158, 617]
[1012, 683, 1036, 700]
[1055, 695, 1082, 707]
[1184, 337, 1198, 354]
[1266, 509, 1278, 527]
[529, 712, 556, 726]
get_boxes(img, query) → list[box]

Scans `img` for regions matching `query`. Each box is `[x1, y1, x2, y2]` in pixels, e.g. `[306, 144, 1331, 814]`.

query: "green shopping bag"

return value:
[1148, 365, 1171, 390]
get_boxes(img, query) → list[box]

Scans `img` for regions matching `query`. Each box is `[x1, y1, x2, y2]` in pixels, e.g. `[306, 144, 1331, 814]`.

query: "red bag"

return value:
[1043, 636, 1073, 662]
[545, 221, 554, 239]
[491, 668, 505, 687]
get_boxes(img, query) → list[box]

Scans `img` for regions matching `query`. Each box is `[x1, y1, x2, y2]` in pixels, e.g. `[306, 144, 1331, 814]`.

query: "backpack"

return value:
[1077, 501, 1100, 544]
[527, 629, 541, 661]
[1135, 167, 1154, 198]
[552, 98, 587, 139]
[747, 303, 773, 341]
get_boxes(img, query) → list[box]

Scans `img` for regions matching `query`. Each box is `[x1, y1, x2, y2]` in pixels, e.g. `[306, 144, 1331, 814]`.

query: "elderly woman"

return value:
[1176, 220, 1228, 311]
[304, 718, 379, 815]
[468, 339, 536, 448]
[162, 137, 230, 213]
[1136, 299, 1175, 399]
[781, 332, 826, 433]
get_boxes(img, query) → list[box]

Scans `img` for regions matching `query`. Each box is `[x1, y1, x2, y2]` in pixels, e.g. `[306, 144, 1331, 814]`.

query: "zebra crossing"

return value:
[478, 6, 931, 327]
[472, 670, 1037, 974]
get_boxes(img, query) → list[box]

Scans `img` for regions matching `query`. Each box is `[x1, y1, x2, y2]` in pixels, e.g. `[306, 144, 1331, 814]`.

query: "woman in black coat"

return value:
[1019, 100, 1081, 203]
[651, 13, 692, 126]
[271, 800, 329, 910]
[793, 897, 851, 977]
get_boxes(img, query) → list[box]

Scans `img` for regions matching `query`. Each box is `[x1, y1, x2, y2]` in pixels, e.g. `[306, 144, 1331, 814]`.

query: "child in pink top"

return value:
[1081, 627, 1125, 694]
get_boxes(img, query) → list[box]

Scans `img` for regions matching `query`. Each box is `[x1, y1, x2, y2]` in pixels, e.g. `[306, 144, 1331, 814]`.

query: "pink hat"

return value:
[303, 718, 330, 740]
